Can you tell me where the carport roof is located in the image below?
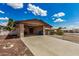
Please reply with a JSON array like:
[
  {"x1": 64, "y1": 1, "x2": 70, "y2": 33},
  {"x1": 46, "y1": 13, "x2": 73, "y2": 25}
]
[{"x1": 15, "y1": 19, "x2": 53, "y2": 27}]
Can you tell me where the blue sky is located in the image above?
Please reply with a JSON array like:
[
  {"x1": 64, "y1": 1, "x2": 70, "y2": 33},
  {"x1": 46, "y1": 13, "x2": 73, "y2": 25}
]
[{"x1": 0, "y1": 3, "x2": 79, "y2": 28}]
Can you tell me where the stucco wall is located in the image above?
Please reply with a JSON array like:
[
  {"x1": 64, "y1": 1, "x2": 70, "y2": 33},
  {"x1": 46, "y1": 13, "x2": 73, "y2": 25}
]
[{"x1": 33, "y1": 26, "x2": 43, "y2": 35}]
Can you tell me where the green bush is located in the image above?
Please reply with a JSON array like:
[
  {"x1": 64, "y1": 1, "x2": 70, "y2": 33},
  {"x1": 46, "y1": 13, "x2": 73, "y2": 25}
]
[
  {"x1": 56, "y1": 30, "x2": 64, "y2": 35},
  {"x1": 56, "y1": 27, "x2": 64, "y2": 35},
  {"x1": 5, "y1": 27, "x2": 15, "y2": 31},
  {"x1": 50, "y1": 30, "x2": 55, "y2": 35}
]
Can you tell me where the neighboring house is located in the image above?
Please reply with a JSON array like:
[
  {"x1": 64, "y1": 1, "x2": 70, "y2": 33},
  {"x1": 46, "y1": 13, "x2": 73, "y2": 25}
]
[
  {"x1": 15, "y1": 19, "x2": 53, "y2": 36},
  {"x1": 62, "y1": 28, "x2": 79, "y2": 33}
]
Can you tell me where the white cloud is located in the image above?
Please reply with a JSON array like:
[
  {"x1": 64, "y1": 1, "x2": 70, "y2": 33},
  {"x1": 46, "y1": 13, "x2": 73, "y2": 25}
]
[
  {"x1": 53, "y1": 14, "x2": 58, "y2": 17},
  {"x1": 0, "y1": 22, "x2": 8, "y2": 26},
  {"x1": 7, "y1": 3, "x2": 23, "y2": 9},
  {"x1": 27, "y1": 4, "x2": 47, "y2": 16},
  {"x1": 0, "y1": 17, "x2": 9, "y2": 26},
  {"x1": 53, "y1": 12, "x2": 65, "y2": 17},
  {"x1": 52, "y1": 18, "x2": 55, "y2": 20},
  {"x1": 52, "y1": 12, "x2": 65, "y2": 22},
  {"x1": 54, "y1": 18, "x2": 64, "y2": 22},
  {"x1": 0, "y1": 17, "x2": 9, "y2": 20},
  {"x1": 0, "y1": 10, "x2": 5, "y2": 14}
]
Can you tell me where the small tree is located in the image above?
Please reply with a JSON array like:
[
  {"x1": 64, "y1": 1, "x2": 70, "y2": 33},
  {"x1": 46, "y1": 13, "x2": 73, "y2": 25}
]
[
  {"x1": 7, "y1": 18, "x2": 15, "y2": 31},
  {"x1": 7, "y1": 18, "x2": 15, "y2": 27}
]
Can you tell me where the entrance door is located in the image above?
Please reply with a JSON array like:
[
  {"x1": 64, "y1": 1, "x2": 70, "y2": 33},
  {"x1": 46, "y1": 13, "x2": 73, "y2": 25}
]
[{"x1": 29, "y1": 27, "x2": 34, "y2": 34}]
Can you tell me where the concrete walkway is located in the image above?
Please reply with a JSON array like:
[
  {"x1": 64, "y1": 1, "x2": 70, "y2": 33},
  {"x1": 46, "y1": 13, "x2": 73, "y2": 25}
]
[{"x1": 21, "y1": 35, "x2": 79, "y2": 56}]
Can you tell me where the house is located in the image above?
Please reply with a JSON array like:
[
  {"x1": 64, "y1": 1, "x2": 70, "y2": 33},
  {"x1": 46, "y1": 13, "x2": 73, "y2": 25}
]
[
  {"x1": 62, "y1": 28, "x2": 79, "y2": 33},
  {"x1": 15, "y1": 19, "x2": 53, "y2": 37}
]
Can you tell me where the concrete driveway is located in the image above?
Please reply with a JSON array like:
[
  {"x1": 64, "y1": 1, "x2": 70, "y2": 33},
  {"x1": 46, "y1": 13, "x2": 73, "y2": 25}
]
[{"x1": 21, "y1": 35, "x2": 79, "y2": 56}]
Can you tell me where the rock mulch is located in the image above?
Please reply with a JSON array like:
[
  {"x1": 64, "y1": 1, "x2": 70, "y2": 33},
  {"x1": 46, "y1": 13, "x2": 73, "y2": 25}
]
[{"x1": 0, "y1": 39, "x2": 33, "y2": 56}]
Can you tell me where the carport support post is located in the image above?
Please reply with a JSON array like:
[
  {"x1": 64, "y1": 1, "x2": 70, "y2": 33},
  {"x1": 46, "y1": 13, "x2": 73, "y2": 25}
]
[
  {"x1": 19, "y1": 24, "x2": 24, "y2": 39},
  {"x1": 48, "y1": 31, "x2": 50, "y2": 35},
  {"x1": 43, "y1": 26, "x2": 45, "y2": 35}
]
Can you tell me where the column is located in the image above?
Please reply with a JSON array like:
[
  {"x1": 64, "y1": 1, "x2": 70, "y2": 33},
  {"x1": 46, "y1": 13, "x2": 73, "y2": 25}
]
[
  {"x1": 19, "y1": 24, "x2": 24, "y2": 39},
  {"x1": 43, "y1": 26, "x2": 45, "y2": 35},
  {"x1": 48, "y1": 31, "x2": 50, "y2": 35}
]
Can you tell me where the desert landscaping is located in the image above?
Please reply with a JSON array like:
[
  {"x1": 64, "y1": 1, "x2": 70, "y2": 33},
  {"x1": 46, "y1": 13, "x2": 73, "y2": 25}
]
[
  {"x1": 0, "y1": 37, "x2": 33, "y2": 56},
  {"x1": 51, "y1": 33, "x2": 79, "y2": 44}
]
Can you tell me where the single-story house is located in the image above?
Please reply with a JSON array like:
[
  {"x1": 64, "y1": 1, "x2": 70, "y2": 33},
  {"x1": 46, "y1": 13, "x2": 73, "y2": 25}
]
[
  {"x1": 62, "y1": 28, "x2": 79, "y2": 33},
  {"x1": 15, "y1": 19, "x2": 53, "y2": 37}
]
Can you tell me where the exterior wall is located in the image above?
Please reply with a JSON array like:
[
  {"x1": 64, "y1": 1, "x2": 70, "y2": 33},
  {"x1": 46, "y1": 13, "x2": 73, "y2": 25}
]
[
  {"x1": 45, "y1": 30, "x2": 48, "y2": 35},
  {"x1": 24, "y1": 26, "x2": 43, "y2": 35},
  {"x1": 24, "y1": 25, "x2": 29, "y2": 35},
  {"x1": 33, "y1": 26, "x2": 43, "y2": 35}
]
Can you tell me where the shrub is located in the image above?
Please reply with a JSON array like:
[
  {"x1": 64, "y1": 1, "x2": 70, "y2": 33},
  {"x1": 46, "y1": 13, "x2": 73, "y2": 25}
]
[
  {"x1": 56, "y1": 27, "x2": 64, "y2": 35},
  {"x1": 5, "y1": 27, "x2": 15, "y2": 31},
  {"x1": 50, "y1": 30, "x2": 55, "y2": 35},
  {"x1": 56, "y1": 30, "x2": 64, "y2": 35}
]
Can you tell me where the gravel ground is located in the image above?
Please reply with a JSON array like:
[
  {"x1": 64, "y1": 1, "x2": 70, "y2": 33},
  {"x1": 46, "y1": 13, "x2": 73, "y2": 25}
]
[
  {"x1": 50, "y1": 33, "x2": 79, "y2": 44},
  {"x1": 0, "y1": 39, "x2": 33, "y2": 56}
]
